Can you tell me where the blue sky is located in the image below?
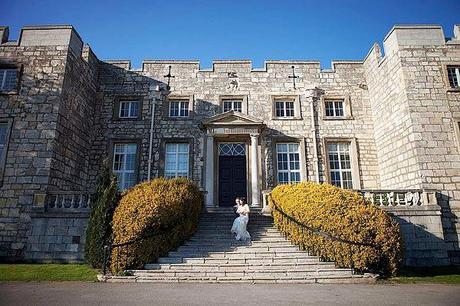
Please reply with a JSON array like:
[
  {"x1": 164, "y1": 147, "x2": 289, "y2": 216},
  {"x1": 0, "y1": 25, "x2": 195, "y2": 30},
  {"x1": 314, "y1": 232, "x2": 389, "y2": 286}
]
[{"x1": 1, "y1": 0, "x2": 459, "y2": 69}]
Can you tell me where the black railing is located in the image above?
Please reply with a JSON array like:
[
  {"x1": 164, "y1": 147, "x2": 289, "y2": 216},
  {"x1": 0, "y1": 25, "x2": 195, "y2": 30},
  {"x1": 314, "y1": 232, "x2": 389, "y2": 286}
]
[
  {"x1": 270, "y1": 200, "x2": 379, "y2": 274},
  {"x1": 102, "y1": 233, "x2": 158, "y2": 276}
]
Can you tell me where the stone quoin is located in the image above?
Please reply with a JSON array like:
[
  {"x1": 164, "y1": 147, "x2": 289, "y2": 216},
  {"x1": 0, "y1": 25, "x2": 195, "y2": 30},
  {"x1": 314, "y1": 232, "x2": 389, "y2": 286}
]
[{"x1": 0, "y1": 24, "x2": 459, "y2": 266}]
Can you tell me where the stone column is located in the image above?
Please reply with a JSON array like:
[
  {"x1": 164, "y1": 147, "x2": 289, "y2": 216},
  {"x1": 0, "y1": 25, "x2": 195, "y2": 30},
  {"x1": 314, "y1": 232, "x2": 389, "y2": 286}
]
[
  {"x1": 250, "y1": 133, "x2": 260, "y2": 207},
  {"x1": 205, "y1": 134, "x2": 214, "y2": 207}
]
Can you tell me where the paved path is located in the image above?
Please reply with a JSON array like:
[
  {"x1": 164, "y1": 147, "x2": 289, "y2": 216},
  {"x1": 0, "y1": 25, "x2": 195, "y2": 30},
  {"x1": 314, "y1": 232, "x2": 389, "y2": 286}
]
[{"x1": 1, "y1": 282, "x2": 459, "y2": 306}]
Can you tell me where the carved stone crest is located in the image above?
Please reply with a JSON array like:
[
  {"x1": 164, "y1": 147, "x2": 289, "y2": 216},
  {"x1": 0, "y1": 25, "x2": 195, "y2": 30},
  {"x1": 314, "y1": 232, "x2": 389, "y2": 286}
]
[{"x1": 226, "y1": 72, "x2": 239, "y2": 91}]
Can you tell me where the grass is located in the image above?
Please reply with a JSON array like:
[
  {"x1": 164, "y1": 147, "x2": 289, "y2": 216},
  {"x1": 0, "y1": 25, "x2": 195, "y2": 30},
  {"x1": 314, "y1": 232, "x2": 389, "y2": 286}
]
[
  {"x1": 0, "y1": 264, "x2": 99, "y2": 282},
  {"x1": 386, "y1": 266, "x2": 460, "y2": 284}
]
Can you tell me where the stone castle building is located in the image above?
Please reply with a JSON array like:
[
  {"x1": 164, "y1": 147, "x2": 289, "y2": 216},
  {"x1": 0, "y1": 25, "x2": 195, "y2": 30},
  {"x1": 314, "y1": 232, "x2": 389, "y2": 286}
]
[{"x1": 0, "y1": 24, "x2": 459, "y2": 266}]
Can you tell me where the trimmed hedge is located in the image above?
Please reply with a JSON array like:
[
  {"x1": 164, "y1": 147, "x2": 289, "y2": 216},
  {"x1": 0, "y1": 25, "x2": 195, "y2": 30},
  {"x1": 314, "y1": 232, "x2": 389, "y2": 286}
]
[
  {"x1": 110, "y1": 178, "x2": 202, "y2": 274},
  {"x1": 269, "y1": 182, "x2": 402, "y2": 276},
  {"x1": 85, "y1": 159, "x2": 120, "y2": 268}
]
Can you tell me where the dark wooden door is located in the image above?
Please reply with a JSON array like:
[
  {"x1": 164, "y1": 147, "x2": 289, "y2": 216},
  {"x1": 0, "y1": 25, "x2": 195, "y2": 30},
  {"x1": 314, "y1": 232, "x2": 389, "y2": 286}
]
[{"x1": 218, "y1": 155, "x2": 247, "y2": 207}]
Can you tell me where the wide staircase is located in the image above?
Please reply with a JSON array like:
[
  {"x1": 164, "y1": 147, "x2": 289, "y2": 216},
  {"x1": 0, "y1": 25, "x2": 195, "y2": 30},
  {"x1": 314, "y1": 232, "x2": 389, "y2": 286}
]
[{"x1": 107, "y1": 212, "x2": 377, "y2": 283}]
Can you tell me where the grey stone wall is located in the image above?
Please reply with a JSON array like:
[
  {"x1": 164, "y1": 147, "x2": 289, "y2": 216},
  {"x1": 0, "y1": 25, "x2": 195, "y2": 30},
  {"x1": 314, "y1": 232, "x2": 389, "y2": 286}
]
[
  {"x1": 0, "y1": 26, "x2": 98, "y2": 262},
  {"x1": 0, "y1": 23, "x2": 459, "y2": 266},
  {"x1": 364, "y1": 25, "x2": 460, "y2": 264}
]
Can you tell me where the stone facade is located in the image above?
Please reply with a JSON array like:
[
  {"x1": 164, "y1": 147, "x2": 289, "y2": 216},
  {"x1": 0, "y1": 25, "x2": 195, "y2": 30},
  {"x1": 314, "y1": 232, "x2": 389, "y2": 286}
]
[{"x1": 0, "y1": 24, "x2": 459, "y2": 265}]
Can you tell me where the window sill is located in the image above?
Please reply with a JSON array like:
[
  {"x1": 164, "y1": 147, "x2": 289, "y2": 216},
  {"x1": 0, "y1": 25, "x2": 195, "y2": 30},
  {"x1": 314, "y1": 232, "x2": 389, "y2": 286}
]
[
  {"x1": 271, "y1": 117, "x2": 303, "y2": 121},
  {"x1": 167, "y1": 116, "x2": 194, "y2": 120},
  {"x1": 447, "y1": 88, "x2": 460, "y2": 93},
  {"x1": 0, "y1": 90, "x2": 19, "y2": 95},
  {"x1": 112, "y1": 117, "x2": 143, "y2": 121},
  {"x1": 322, "y1": 116, "x2": 354, "y2": 121}
]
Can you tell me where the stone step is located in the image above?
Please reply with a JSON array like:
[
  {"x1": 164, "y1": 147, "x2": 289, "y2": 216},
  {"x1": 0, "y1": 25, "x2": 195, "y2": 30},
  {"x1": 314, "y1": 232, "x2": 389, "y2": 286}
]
[
  {"x1": 176, "y1": 245, "x2": 300, "y2": 253},
  {"x1": 144, "y1": 261, "x2": 336, "y2": 270},
  {"x1": 184, "y1": 238, "x2": 293, "y2": 244},
  {"x1": 167, "y1": 250, "x2": 310, "y2": 258},
  {"x1": 195, "y1": 228, "x2": 280, "y2": 233},
  {"x1": 157, "y1": 256, "x2": 322, "y2": 265},
  {"x1": 106, "y1": 274, "x2": 376, "y2": 284},
  {"x1": 132, "y1": 269, "x2": 354, "y2": 278},
  {"x1": 188, "y1": 237, "x2": 287, "y2": 243}
]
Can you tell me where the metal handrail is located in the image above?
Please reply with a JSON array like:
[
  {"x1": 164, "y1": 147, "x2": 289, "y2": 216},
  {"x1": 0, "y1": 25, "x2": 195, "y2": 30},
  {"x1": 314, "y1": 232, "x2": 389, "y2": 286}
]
[
  {"x1": 102, "y1": 231, "x2": 162, "y2": 276},
  {"x1": 270, "y1": 200, "x2": 379, "y2": 273}
]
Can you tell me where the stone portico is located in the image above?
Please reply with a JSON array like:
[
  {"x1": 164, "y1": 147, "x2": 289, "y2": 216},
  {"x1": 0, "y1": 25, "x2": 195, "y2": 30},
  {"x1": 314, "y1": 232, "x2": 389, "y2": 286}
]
[{"x1": 202, "y1": 111, "x2": 265, "y2": 209}]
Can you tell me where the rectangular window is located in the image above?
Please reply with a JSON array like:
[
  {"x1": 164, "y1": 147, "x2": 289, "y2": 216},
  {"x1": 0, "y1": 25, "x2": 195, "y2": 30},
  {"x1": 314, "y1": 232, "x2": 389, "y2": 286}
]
[
  {"x1": 447, "y1": 66, "x2": 460, "y2": 88},
  {"x1": 112, "y1": 143, "x2": 137, "y2": 190},
  {"x1": 276, "y1": 143, "x2": 301, "y2": 184},
  {"x1": 223, "y1": 100, "x2": 243, "y2": 113},
  {"x1": 0, "y1": 69, "x2": 18, "y2": 92},
  {"x1": 325, "y1": 100, "x2": 345, "y2": 117},
  {"x1": 0, "y1": 122, "x2": 8, "y2": 163},
  {"x1": 169, "y1": 100, "x2": 189, "y2": 117},
  {"x1": 327, "y1": 142, "x2": 353, "y2": 189},
  {"x1": 275, "y1": 101, "x2": 295, "y2": 118},
  {"x1": 119, "y1": 100, "x2": 140, "y2": 118},
  {"x1": 165, "y1": 143, "x2": 189, "y2": 178},
  {"x1": 0, "y1": 121, "x2": 11, "y2": 185}
]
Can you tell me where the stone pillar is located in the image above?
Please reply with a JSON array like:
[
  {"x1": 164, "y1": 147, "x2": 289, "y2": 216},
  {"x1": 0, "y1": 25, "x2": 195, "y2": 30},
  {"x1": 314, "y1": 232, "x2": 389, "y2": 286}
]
[
  {"x1": 250, "y1": 134, "x2": 260, "y2": 207},
  {"x1": 205, "y1": 134, "x2": 214, "y2": 207}
]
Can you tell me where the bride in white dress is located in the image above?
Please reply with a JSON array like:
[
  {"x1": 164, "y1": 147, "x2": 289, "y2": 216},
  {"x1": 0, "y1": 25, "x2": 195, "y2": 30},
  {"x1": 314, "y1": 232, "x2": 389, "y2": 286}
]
[{"x1": 231, "y1": 197, "x2": 251, "y2": 241}]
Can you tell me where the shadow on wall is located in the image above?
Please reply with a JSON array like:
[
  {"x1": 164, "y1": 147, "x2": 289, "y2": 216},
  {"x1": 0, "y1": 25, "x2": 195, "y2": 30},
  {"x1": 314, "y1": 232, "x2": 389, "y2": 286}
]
[
  {"x1": 438, "y1": 193, "x2": 460, "y2": 265},
  {"x1": 392, "y1": 215, "x2": 450, "y2": 266}
]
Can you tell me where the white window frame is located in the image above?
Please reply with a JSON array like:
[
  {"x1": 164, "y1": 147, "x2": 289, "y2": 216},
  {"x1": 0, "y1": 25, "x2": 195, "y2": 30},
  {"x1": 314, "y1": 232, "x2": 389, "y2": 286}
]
[
  {"x1": 165, "y1": 143, "x2": 190, "y2": 178},
  {"x1": 327, "y1": 142, "x2": 353, "y2": 189},
  {"x1": 324, "y1": 99, "x2": 345, "y2": 117},
  {"x1": 222, "y1": 100, "x2": 243, "y2": 113},
  {"x1": 276, "y1": 143, "x2": 301, "y2": 184},
  {"x1": 447, "y1": 66, "x2": 460, "y2": 89},
  {"x1": 275, "y1": 100, "x2": 295, "y2": 118},
  {"x1": 0, "y1": 68, "x2": 18, "y2": 92},
  {"x1": 112, "y1": 143, "x2": 138, "y2": 190},
  {"x1": 119, "y1": 100, "x2": 140, "y2": 118},
  {"x1": 169, "y1": 100, "x2": 189, "y2": 118}
]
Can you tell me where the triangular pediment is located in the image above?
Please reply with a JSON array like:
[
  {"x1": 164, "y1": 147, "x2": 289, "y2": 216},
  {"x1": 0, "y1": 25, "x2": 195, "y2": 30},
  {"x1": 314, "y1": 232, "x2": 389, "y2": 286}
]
[{"x1": 202, "y1": 111, "x2": 264, "y2": 127}]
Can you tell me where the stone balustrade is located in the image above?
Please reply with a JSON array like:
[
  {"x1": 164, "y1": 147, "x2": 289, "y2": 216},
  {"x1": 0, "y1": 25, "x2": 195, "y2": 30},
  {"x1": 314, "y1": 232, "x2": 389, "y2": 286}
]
[
  {"x1": 45, "y1": 192, "x2": 91, "y2": 212},
  {"x1": 360, "y1": 189, "x2": 438, "y2": 208}
]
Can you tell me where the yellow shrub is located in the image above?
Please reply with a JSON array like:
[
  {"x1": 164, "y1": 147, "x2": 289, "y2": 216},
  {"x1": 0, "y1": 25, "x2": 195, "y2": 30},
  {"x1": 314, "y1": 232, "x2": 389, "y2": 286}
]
[
  {"x1": 269, "y1": 182, "x2": 402, "y2": 276},
  {"x1": 110, "y1": 178, "x2": 202, "y2": 274}
]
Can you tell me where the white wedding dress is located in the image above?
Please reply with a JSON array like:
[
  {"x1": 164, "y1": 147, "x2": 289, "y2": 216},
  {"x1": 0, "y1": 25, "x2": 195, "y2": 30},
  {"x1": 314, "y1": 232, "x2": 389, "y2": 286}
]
[{"x1": 231, "y1": 204, "x2": 251, "y2": 241}]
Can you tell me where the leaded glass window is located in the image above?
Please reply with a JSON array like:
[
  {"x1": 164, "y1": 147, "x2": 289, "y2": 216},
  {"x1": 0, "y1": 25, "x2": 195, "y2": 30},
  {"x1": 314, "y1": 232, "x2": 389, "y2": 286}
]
[
  {"x1": 165, "y1": 143, "x2": 189, "y2": 178},
  {"x1": 218, "y1": 143, "x2": 246, "y2": 156},
  {"x1": 276, "y1": 143, "x2": 300, "y2": 184},
  {"x1": 112, "y1": 143, "x2": 137, "y2": 190},
  {"x1": 327, "y1": 142, "x2": 353, "y2": 189}
]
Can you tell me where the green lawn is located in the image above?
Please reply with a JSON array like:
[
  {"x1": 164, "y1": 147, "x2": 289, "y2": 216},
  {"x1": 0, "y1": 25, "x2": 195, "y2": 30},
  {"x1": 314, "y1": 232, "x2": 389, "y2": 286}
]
[
  {"x1": 387, "y1": 266, "x2": 460, "y2": 284},
  {"x1": 0, "y1": 264, "x2": 99, "y2": 282}
]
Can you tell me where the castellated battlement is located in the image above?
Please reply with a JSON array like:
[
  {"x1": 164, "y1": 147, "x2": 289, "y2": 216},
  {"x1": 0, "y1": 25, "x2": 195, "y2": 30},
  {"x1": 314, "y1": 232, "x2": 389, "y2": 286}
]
[{"x1": 0, "y1": 25, "x2": 84, "y2": 56}]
